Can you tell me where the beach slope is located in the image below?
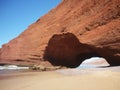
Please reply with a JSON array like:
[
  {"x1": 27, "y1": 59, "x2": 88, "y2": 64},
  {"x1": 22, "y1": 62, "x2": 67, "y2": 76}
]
[{"x1": 0, "y1": 68, "x2": 120, "y2": 90}]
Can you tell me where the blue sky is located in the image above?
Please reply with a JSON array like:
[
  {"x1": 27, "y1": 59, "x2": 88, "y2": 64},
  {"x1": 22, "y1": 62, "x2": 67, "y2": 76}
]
[{"x1": 0, "y1": 0, "x2": 61, "y2": 48}]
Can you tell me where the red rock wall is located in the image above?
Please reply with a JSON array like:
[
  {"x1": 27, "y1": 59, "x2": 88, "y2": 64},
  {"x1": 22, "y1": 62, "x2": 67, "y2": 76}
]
[{"x1": 0, "y1": 0, "x2": 120, "y2": 67}]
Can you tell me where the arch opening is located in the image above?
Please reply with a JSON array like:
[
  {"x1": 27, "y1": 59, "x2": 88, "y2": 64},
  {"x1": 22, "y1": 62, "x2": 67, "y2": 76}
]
[{"x1": 77, "y1": 57, "x2": 110, "y2": 68}]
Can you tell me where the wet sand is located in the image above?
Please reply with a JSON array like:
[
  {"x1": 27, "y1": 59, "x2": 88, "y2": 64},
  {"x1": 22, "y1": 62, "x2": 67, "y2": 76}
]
[{"x1": 0, "y1": 67, "x2": 120, "y2": 90}]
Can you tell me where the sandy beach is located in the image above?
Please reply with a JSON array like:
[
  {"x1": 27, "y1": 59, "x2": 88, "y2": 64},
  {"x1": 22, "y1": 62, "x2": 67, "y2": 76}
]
[{"x1": 0, "y1": 67, "x2": 120, "y2": 90}]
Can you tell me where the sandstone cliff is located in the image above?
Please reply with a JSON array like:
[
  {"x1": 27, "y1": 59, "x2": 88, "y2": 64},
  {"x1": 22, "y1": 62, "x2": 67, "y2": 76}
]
[{"x1": 0, "y1": 0, "x2": 120, "y2": 67}]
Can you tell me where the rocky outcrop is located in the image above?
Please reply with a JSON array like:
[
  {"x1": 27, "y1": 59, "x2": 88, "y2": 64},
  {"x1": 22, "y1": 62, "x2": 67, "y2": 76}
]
[
  {"x1": 0, "y1": 0, "x2": 120, "y2": 67},
  {"x1": 44, "y1": 33, "x2": 100, "y2": 68}
]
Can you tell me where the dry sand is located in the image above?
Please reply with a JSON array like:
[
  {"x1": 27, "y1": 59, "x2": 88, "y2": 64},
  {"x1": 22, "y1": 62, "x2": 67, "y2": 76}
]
[{"x1": 0, "y1": 67, "x2": 120, "y2": 90}]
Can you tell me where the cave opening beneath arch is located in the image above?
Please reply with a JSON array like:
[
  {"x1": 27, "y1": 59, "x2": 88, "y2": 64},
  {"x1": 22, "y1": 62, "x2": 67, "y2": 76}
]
[{"x1": 44, "y1": 33, "x2": 119, "y2": 68}]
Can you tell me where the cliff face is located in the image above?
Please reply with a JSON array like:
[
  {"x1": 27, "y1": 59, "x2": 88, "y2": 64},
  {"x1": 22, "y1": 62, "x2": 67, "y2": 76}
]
[{"x1": 0, "y1": 0, "x2": 120, "y2": 67}]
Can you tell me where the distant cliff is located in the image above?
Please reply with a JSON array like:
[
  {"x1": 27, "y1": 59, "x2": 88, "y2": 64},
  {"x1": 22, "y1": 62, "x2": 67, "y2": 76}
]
[{"x1": 0, "y1": 0, "x2": 120, "y2": 67}]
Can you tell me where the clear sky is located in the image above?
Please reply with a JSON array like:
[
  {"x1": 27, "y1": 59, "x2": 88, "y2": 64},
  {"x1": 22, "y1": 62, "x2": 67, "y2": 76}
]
[{"x1": 0, "y1": 0, "x2": 61, "y2": 48}]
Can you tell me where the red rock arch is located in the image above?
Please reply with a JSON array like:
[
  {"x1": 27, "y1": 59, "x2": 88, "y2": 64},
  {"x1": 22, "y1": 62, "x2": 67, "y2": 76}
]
[
  {"x1": 44, "y1": 33, "x2": 99, "y2": 67},
  {"x1": 44, "y1": 33, "x2": 120, "y2": 68}
]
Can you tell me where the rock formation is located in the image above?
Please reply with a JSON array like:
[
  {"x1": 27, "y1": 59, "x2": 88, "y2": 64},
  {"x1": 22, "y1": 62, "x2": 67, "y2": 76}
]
[
  {"x1": 0, "y1": 0, "x2": 120, "y2": 67},
  {"x1": 44, "y1": 33, "x2": 100, "y2": 67}
]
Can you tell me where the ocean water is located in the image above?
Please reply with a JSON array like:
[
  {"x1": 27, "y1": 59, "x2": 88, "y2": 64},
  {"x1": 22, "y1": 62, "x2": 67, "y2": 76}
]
[
  {"x1": 0, "y1": 65, "x2": 29, "y2": 70},
  {"x1": 0, "y1": 65, "x2": 29, "y2": 74},
  {"x1": 77, "y1": 64, "x2": 100, "y2": 68}
]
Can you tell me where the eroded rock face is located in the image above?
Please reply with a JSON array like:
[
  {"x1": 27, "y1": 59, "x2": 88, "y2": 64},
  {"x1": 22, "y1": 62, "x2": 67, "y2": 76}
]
[
  {"x1": 44, "y1": 33, "x2": 97, "y2": 67},
  {"x1": 0, "y1": 0, "x2": 120, "y2": 67}
]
